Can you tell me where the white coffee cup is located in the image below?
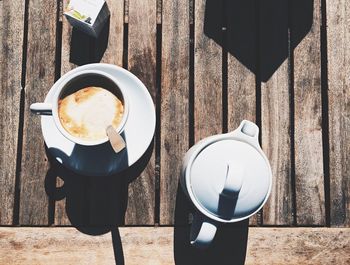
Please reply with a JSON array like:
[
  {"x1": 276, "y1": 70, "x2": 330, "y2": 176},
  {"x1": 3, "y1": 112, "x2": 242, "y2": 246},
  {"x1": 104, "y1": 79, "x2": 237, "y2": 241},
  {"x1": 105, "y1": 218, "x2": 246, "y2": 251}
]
[
  {"x1": 181, "y1": 120, "x2": 272, "y2": 248},
  {"x1": 30, "y1": 69, "x2": 129, "y2": 147}
]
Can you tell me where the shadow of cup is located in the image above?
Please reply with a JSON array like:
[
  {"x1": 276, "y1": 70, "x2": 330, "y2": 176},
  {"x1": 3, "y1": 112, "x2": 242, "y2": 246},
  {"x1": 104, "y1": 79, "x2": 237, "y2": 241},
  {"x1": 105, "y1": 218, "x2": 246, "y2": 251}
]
[
  {"x1": 174, "y1": 183, "x2": 249, "y2": 265},
  {"x1": 44, "y1": 147, "x2": 127, "y2": 233},
  {"x1": 43, "y1": 140, "x2": 153, "y2": 265},
  {"x1": 44, "y1": 140, "x2": 154, "y2": 233}
]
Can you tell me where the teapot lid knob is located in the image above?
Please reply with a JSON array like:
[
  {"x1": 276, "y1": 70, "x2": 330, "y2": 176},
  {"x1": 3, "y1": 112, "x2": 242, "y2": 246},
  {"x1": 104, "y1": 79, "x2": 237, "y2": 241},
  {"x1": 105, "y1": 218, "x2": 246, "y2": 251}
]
[{"x1": 221, "y1": 163, "x2": 244, "y2": 198}]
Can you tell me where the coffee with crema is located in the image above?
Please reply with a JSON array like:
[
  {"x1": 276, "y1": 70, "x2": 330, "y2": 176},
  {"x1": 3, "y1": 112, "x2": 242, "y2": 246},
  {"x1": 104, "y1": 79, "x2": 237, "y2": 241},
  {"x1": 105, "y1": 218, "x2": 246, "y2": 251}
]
[{"x1": 58, "y1": 86, "x2": 124, "y2": 141}]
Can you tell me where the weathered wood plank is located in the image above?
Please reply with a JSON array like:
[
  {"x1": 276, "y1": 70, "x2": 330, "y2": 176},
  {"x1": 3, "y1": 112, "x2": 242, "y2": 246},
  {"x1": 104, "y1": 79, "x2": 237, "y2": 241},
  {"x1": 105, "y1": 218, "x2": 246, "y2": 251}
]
[
  {"x1": 260, "y1": 0, "x2": 293, "y2": 225},
  {"x1": 327, "y1": 0, "x2": 350, "y2": 227},
  {"x1": 60, "y1": 0, "x2": 75, "y2": 75},
  {"x1": 0, "y1": 227, "x2": 349, "y2": 265},
  {"x1": 227, "y1": 5, "x2": 256, "y2": 132},
  {"x1": 247, "y1": 228, "x2": 350, "y2": 265},
  {"x1": 261, "y1": 59, "x2": 292, "y2": 225},
  {"x1": 157, "y1": 0, "x2": 162, "y2": 24},
  {"x1": 226, "y1": 0, "x2": 258, "y2": 226},
  {"x1": 55, "y1": 0, "x2": 124, "y2": 226},
  {"x1": 102, "y1": 0, "x2": 124, "y2": 67},
  {"x1": 124, "y1": 0, "x2": 129, "y2": 23},
  {"x1": 19, "y1": 0, "x2": 57, "y2": 225},
  {"x1": 194, "y1": 0, "x2": 222, "y2": 141},
  {"x1": 160, "y1": 0, "x2": 190, "y2": 224},
  {"x1": 292, "y1": 0, "x2": 325, "y2": 225},
  {"x1": 0, "y1": 0, "x2": 25, "y2": 225},
  {"x1": 126, "y1": 0, "x2": 156, "y2": 225}
]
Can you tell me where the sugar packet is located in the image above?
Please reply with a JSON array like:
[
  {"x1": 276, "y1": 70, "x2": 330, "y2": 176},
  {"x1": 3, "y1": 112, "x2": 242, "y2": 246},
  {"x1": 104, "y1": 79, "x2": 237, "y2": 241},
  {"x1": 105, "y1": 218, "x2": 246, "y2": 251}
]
[{"x1": 64, "y1": 0, "x2": 110, "y2": 37}]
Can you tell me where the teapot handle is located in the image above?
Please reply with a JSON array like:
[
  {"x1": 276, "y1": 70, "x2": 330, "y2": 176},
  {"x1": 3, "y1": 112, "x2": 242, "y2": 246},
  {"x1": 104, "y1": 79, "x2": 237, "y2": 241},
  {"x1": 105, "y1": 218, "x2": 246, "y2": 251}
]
[
  {"x1": 190, "y1": 212, "x2": 217, "y2": 248},
  {"x1": 229, "y1": 120, "x2": 260, "y2": 148}
]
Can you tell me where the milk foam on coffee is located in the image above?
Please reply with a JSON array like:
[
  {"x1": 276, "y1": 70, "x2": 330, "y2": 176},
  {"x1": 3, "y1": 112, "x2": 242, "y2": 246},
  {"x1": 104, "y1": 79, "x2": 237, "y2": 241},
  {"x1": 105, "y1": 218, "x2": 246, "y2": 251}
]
[{"x1": 58, "y1": 87, "x2": 124, "y2": 141}]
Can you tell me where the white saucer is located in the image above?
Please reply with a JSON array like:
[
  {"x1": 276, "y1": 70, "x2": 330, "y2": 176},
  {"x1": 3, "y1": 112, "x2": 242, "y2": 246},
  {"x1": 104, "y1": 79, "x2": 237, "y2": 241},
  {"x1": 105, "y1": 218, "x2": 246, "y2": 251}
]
[{"x1": 41, "y1": 64, "x2": 156, "y2": 176}]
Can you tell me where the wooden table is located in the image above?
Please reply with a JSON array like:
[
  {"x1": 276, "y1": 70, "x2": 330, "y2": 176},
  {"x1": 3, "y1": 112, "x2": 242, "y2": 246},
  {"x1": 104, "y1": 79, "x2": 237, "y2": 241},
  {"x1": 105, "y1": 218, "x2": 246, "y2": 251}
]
[{"x1": 0, "y1": 0, "x2": 349, "y2": 264}]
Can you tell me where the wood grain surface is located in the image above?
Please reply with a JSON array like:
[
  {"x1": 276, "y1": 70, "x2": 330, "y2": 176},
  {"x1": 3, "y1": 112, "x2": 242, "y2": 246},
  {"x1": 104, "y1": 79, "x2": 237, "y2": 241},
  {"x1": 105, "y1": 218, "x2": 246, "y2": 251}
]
[
  {"x1": 160, "y1": 0, "x2": 190, "y2": 225},
  {"x1": 19, "y1": 0, "x2": 58, "y2": 225},
  {"x1": 0, "y1": 227, "x2": 349, "y2": 265},
  {"x1": 194, "y1": 0, "x2": 223, "y2": 141},
  {"x1": 60, "y1": 0, "x2": 75, "y2": 75},
  {"x1": 226, "y1": 0, "x2": 258, "y2": 225},
  {"x1": 260, "y1": 0, "x2": 293, "y2": 225},
  {"x1": 102, "y1": 0, "x2": 124, "y2": 67},
  {"x1": 124, "y1": 0, "x2": 129, "y2": 23},
  {"x1": 261, "y1": 59, "x2": 292, "y2": 225},
  {"x1": 0, "y1": 0, "x2": 348, "y2": 229},
  {"x1": 227, "y1": 56, "x2": 256, "y2": 132},
  {"x1": 126, "y1": 0, "x2": 156, "y2": 225},
  {"x1": 0, "y1": 0, "x2": 25, "y2": 225},
  {"x1": 226, "y1": 2, "x2": 256, "y2": 131},
  {"x1": 292, "y1": 0, "x2": 325, "y2": 225},
  {"x1": 327, "y1": 0, "x2": 350, "y2": 227},
  {"x1": 156, "y1": 0, "x2": 162, "y2": 24}
]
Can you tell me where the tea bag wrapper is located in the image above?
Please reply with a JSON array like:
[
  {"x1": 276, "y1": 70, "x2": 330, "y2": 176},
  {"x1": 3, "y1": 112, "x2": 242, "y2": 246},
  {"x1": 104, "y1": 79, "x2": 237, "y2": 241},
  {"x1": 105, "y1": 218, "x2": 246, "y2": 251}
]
[{"x1": 64, "y1": 0, "x2": 110, "y2": 38}]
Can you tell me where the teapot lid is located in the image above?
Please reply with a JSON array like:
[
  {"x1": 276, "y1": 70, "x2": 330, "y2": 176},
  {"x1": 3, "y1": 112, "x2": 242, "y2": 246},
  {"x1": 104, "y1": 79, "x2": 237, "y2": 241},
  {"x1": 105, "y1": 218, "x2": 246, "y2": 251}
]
[{"x1": 187, "y1": 121, "x2": 271, "y2": 221}]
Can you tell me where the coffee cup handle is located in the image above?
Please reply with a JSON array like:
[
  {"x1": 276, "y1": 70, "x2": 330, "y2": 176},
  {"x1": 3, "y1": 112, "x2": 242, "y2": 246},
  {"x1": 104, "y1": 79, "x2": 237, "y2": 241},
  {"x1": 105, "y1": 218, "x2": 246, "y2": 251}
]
[
  {"x1": 190, "y1": 213, "x2": 217, "y2": 248},
  {"x1": 30, "y1": 103, "x2": 53, "y2": 115}
]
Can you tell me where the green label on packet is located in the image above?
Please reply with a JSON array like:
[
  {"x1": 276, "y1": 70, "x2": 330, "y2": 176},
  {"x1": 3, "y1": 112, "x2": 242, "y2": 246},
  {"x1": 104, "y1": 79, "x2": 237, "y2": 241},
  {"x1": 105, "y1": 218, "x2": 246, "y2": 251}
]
[{"x1": 72, "y1": 10, "x2": 86, "y2": 20}]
